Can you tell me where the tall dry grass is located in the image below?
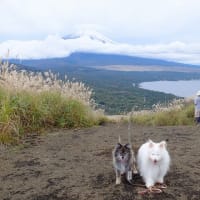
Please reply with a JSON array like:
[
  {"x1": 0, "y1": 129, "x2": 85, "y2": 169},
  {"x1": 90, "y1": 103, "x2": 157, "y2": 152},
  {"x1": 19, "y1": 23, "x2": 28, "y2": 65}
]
[
  {"x1": 0, "y1": 60, "x2": 105, "y2": 144},
  {"x1": 0, "y1": 60, "x2": 94, "y2": 106},
  {"x1": 131, "y1": 99, "x2": 195, "y2": 126}
]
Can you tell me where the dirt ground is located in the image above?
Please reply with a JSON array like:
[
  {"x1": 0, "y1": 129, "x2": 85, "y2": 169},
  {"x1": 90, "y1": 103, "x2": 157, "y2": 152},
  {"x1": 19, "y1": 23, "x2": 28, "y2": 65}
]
[{"x1": 0, "y1": 123, "x2": 199, "y2": 200}]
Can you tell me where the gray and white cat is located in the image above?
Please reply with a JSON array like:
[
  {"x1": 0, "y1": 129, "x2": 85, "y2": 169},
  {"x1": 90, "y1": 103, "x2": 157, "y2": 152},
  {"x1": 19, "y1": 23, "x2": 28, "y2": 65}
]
[{"x1": 112, "y1": 139, "x2": 137, "y2": 185}]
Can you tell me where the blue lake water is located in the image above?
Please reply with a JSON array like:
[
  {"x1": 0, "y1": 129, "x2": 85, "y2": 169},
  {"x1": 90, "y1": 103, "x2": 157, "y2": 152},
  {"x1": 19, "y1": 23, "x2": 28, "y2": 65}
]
[{"x1": 140, "y1": 80, "x2": 200, "y2": 97}]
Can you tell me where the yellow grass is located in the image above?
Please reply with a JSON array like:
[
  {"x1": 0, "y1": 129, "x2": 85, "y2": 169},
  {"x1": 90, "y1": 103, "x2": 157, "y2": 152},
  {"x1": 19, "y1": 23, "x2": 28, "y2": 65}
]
[
  {"x1": 0, "y1": 60, "x2": 106, "y2": 144},
  {"x1": 107, "y1": 99, "x2": 195, "y2": 126},
  {"x1": 131, "y1": 99, "x2": 195, "y2": 126}
]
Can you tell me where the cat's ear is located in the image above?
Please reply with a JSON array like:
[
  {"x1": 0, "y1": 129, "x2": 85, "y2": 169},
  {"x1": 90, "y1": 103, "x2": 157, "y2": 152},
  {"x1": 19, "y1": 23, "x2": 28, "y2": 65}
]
[
  {"x1": 148, "y1": 139, "x2": 154, "y2": 148},
  {"x1": 148, "y1": 139, "x2": 153, "y2": 143},
  {"x1": 159, "y1": 141, "x2": 167, "y2": 148},
  {"x1": 125, "y1": 143, "x2": 131, "y2": 149},
  {"x1": 116, "y1": 143, "x2": 122, "y2": 148}
]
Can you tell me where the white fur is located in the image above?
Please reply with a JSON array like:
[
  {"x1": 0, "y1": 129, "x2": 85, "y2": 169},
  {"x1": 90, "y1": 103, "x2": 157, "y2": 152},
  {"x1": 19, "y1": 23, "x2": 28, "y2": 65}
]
[{"x1": 137, "y1": 139, "x2": 170, "y2": 188}]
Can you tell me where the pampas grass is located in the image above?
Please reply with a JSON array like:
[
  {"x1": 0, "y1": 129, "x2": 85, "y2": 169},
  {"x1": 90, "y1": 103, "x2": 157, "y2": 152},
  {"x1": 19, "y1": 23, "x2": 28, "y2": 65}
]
[
  {"x1": 131, "y1": 99, "x2": 195, "y2": 126},
  {"x1": 0, "y1": 60, "x2": 105, "y2": 144}
]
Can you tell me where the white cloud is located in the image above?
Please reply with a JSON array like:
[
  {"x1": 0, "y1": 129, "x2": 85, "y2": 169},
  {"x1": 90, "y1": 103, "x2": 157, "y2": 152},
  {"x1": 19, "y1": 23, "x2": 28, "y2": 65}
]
[
  {"x1": 1, "y1": 31, "x2": 200, "y2": 65},
  {"x1": 1, "y1": 0, "x2": 200, "y2": 64},
  {"x1": 1, "y1": 0, "x2": 200, "y2": 44}
]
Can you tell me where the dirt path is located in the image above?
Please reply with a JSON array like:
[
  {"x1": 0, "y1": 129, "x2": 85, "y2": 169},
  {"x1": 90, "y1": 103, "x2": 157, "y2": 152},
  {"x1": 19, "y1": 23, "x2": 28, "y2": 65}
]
[{"x1": 0, "y1": 124, "x2": 200, "y2": 200}]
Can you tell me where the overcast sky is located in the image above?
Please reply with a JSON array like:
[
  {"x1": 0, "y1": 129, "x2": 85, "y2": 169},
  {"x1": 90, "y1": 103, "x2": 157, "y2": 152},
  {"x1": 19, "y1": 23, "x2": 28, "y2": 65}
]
[
  {"x1": 1, "y1": 0, "x2": 200, "y2": 64},
  {"x1": 1, "y1": 0, "x2": 200, "y2": 44}
]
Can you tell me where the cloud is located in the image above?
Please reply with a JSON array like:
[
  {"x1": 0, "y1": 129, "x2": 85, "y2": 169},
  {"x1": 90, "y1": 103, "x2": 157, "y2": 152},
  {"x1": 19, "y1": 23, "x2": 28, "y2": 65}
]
[
  {"x1": 1, "y1": 31, "x2": 200, "y2": 65},
  {"x1": 1, "y1": 0, "x2": 200, "y2": 63},
  {"x1": 1, "y1": 0, "x2": 200, "y2": 44}
]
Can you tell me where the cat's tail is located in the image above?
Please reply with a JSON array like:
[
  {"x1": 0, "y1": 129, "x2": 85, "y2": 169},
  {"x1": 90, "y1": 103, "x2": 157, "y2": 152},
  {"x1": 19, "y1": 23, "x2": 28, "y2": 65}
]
[{"x1": 128, "y1": 109, "x2": 134, "y2": 145}]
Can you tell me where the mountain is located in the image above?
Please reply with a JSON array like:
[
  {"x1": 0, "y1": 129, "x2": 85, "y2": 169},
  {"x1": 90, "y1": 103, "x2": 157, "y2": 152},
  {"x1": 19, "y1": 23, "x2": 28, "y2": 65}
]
[
  {"x1": 62, "y1": 30, "x2": 114, "y2": 44},
  {"x1": 1, "y1": 30, "x2": 200, "y2": 65},
  {"x1": 3, "y1": 31, "x2": 200, "y2": 114},
  {"x1": 10, "y1": 52, "x2": 200, "y2": 74},
  {"x1": 0, "y1": 30, "x2": 116, "y2": 60}
]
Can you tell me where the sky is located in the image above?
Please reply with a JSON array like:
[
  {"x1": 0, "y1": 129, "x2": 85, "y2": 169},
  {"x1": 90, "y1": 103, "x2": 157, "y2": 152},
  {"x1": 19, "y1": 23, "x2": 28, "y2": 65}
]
[{"x1": 1, "y1": 0, "x2": 200, "y2": 64}]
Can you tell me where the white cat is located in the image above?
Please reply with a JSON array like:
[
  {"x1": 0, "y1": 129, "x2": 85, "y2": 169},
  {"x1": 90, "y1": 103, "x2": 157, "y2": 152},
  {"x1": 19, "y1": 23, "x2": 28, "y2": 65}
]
[{"x1": 137, "y1": 139, "x2": 170, "y2": 189}]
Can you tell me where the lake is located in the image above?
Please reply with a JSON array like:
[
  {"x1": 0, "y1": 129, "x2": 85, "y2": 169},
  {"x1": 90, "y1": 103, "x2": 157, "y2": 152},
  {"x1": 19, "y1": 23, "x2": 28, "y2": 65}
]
[{"x1": 140, "y1": 80, "x2": 200, "y2": 97}]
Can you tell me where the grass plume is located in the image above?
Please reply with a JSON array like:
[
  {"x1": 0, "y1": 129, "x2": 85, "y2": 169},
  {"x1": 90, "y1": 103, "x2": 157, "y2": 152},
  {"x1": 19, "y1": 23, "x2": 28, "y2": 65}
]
[
  {"x1": 0, "y1": 60, "x2": 105, "y2": 144},
  {"x1": 131, "y1": 99, "x2": 195, "y2": 126}
]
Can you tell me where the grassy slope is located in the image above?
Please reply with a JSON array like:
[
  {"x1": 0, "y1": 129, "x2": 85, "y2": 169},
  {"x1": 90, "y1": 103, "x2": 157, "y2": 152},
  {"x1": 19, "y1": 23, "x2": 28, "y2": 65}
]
[
  {"x1": 0, "y1": 59, "x2": 197, "y2": 144},
  {"x1": 132, "y1": 102, "x2": 195, "y2": 126},
  {"x1": 0, "y1": 61, "x2": 106, "y2": 144},
  {"x1": 0, "y1": 88, "x2": 105, "y2": 144}
]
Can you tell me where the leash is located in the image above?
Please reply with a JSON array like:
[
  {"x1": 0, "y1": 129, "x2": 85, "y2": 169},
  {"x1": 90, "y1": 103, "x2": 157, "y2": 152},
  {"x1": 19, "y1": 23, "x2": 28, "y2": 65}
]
[
  {"x1": 138, "y1": 187, "x2": 162, "y2": 195},
  {"x1": 127, "y1": 179, "x2": 167, "y2": 195}
]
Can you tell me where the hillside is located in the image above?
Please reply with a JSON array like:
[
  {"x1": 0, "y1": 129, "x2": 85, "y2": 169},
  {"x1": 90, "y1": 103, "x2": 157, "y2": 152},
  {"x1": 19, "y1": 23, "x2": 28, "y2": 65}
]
[
  {"x1": 11, "y1": 52, "x2": 200, "y2": 69},
  {"x1": 10, "y1": 53, "x2": 200, "y2": 114}
]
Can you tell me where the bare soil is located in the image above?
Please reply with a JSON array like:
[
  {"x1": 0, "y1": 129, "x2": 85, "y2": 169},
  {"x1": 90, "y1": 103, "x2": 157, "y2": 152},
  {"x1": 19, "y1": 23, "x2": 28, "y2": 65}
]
[{"x1": 0, "y1": 123, "x2": 200, "y2": 200}]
